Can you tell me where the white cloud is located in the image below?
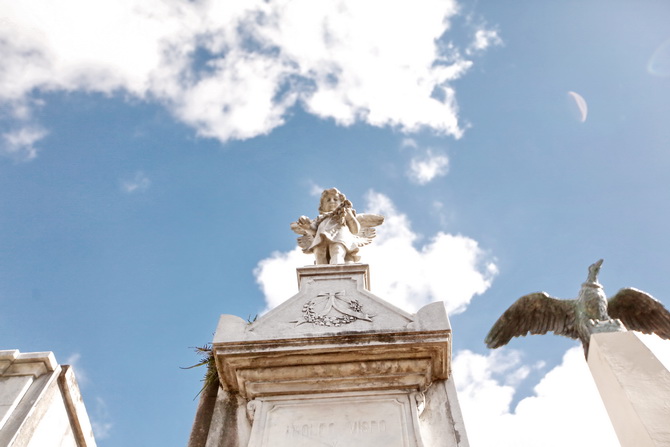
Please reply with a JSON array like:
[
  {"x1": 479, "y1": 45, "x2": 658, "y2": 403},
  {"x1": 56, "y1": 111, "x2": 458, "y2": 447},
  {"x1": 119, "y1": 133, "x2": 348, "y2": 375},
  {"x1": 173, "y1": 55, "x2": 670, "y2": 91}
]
[
  {"x1": 407, "y1": 149, "x2": 450, "y2": 184},
  {"x1": 65, "y1": 352, "x2": 88, "y2": 386},
  {"x1": 456, "y1": 338, "x2": 670, "y2": 447},
  {"x1": 431, "y1": 200, "x2": 451, "y2": 227},
  {"x1": 90, "y1": 397, "x2": 113, "y2": 440},
  {"x1": 309, "y1": 182, "x2": 325, "y2": 197},
  {"x1": 0, "y1": 0, "x2": 499, "y2": 154},
  {"x1": 63, "y1": 353, "x2": 112, "y2": 440},
  {"x1": 467, "y1": 28, "x2": 502, "y2": 54},
  {"x1": 120, "y1": 171, "x2": 151, "y2": 193},
  {"x1": 455, "y1": 346, "x2": 620, "y2": 447},
  {"x1": 255, "y1": 191, "x2": 496, "y2": 313},
  {"x1": 1, "y1": 125, "x2": 47, "y2": 161},
  {"x1": 401, "y1": 138, "x2": 419, "y2": 149},
  {"x1": 255, "y1": 246, "x2": 308, "y2": 311}
]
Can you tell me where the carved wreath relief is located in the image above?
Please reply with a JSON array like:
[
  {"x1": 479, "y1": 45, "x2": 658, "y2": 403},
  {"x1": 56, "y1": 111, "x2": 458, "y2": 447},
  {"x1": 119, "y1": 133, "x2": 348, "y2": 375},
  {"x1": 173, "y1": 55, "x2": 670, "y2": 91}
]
[{"x1": 292, "y1": 291, "x2": 373, "y2": 327}]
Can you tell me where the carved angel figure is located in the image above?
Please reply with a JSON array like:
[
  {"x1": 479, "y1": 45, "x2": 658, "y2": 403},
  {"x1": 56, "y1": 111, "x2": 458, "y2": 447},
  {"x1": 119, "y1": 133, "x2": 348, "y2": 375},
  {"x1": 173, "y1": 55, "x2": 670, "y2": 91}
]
[{"x1": 291, "y1": 188, "x2": 384, "y2": 265}]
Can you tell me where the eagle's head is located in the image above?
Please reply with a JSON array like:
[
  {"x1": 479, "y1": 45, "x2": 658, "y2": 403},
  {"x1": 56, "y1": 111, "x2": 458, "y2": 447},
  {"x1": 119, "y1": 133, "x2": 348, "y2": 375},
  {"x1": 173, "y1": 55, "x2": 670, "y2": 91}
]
[{"x1": 586, "y1": 259, "x2": 604, "y2": 284}]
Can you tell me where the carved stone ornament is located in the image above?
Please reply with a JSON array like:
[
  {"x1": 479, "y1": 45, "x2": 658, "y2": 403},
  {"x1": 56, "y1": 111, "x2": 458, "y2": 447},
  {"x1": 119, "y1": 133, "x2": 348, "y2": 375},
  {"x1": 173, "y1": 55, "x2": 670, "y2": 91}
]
[
  {"x1": 485, "y1": 259, "x2": 670, "y2": 357},
  {"x1": 291, "y1": 291, "x2": 373, "y2": 327},
  {"x1": 290, "y1": 188, "x2": 384, "y2": 265},
  {"x1": 412, "y1": 391, "x2": 426, "y2": 416},
  {"x1": 246, "y1": 399, "x2": 261, "y2": 423}
]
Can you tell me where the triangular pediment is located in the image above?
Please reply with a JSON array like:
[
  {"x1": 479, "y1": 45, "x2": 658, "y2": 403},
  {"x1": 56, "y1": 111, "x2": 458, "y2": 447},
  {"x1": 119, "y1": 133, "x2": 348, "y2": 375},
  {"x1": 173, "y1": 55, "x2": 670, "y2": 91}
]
[
  {"x1": 214, "y1": 264, "x2": 450, "y2": 344},
  {"x1": 211, "y1": 264, "x2": 453, "y2": 399},
  {"x1": 257, "y1": 264, "x2": 415, "y2": 337}
]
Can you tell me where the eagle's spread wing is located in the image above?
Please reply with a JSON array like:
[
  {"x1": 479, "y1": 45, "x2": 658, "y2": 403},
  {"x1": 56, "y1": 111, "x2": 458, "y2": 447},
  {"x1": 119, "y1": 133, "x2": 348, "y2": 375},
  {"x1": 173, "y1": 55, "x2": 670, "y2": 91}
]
[
  {"x1": 485, "y1": 293, "x2": 579, "y2": 348},
  {"x1": 354, "y1": 213, "x2": 384, "y2": 247},
  {"x1": 608, "y1": 288, "x2": 670, "y2": 339}
]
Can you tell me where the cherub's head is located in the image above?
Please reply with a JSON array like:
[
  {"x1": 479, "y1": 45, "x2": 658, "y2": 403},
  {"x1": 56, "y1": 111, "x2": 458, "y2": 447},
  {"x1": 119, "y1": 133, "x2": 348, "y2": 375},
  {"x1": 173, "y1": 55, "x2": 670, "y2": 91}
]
[{"x1": 319, "y1": 188, "x2": 346, "y2": 214}]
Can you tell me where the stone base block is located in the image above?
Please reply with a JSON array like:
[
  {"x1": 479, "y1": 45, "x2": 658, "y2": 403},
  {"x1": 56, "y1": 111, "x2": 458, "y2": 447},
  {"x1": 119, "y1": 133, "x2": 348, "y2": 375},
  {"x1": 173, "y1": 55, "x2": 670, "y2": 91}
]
[{"x1": 588, "y1": 332, "x2": 670, "y2": 447}]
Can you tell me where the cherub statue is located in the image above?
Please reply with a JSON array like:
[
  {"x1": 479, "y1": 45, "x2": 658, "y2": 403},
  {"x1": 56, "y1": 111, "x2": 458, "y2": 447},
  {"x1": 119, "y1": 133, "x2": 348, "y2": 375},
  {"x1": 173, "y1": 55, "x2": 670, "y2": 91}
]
[{"x1": 291, "y1": 188, "x2": 384, "y2": 265}]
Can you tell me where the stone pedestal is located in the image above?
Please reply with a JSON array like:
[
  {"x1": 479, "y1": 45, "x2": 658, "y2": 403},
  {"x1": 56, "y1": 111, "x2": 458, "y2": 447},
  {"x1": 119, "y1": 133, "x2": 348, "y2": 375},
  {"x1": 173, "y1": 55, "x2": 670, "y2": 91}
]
[
  {"x1": 587, "y1": 332, "x2": 670, "y2": 447},
  {"x1": 189, "y1": 264, "x2": 469, "y2": 447}
]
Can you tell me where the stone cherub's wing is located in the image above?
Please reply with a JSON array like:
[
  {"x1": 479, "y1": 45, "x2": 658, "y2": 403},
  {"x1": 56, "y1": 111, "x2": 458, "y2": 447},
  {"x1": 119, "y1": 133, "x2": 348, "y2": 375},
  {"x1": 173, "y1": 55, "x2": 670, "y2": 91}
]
[
  {"x1": 290, "y1": 221, "x2": 314, "y2": 252},
  {"x1": 485, "y1": 292, "x2": 579, "y2": 349},
  {"x1": 354, "y1": 213, "x2": 384, "y2": 247},
  {"x1": 608, "y1": 288, "x2": 670, "y2": 339},
  {"x1": 357, "y1": 213, "x2": 384, "y2": 227}
]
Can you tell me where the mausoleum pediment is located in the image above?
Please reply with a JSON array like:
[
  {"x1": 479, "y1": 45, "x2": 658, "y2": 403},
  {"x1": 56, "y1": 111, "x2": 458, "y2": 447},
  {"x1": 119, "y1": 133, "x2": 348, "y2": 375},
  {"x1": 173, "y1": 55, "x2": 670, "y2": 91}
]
[
  {"x1": 212, "y1": 264, "x2": 452, "y2": 400},
  {"x1": 215, "y1": 264, "x2": 447, "y2": 345}
]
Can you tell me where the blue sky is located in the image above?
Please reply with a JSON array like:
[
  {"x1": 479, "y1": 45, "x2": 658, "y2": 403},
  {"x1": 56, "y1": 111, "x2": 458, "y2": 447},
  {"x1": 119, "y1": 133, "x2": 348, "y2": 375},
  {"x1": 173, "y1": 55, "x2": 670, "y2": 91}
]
[{"x1": 2, "y1": 0, "x2": 670, "y2": 445}]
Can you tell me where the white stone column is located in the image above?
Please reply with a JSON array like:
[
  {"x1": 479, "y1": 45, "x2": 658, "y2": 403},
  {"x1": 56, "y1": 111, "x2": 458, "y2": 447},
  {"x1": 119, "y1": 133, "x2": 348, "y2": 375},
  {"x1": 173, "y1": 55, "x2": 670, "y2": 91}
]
[{"x1": 587, "y1": 331, "x2": 670, "y2": 447}]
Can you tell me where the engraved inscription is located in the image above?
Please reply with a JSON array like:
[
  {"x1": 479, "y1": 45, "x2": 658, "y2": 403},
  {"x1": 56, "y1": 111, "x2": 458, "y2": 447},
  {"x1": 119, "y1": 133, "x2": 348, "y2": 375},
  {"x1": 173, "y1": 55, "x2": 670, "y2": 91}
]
[
  {"x1": 350, "y1": 419, "x2": 387, "y2": 434},
  {"x1": 285, "y1": 422, "x2": 336, "y2": 439},
  {"x1": 282, "y1": 419, "x2": 389, "y2": 446},
  {"x1": 258, "y1": 394, "x2": 415, "y2": 447}
]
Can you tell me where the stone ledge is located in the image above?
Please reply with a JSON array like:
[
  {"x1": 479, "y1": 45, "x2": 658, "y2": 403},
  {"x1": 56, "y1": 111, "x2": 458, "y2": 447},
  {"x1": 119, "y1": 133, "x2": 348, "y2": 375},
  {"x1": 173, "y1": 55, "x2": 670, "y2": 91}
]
[
  {"x1": 0, "y1": 350, "x2": 57, "y2": 378},
  {"x1": 214, "y1": 331, "x2": 451, "y2": 399},
  {"x1": 296, "y1": 264, "x2": 371, "y2": 290}
]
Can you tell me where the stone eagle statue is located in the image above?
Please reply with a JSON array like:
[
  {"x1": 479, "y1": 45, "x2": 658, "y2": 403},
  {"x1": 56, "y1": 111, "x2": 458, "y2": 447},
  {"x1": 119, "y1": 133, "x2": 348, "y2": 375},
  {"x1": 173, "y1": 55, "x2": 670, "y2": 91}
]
[{"x1": 485, "y1": 259, "x2": 670, "y2": 357}]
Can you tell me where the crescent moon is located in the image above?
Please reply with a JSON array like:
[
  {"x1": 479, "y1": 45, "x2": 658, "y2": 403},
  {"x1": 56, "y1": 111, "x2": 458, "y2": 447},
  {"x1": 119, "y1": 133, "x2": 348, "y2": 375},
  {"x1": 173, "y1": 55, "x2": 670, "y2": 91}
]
[
  {"x1": 568, "y1": 91, "x2": 588, "y2": 123},
  {"x1": 648, "y1": 38, "x2": 670, "y2": 77}
]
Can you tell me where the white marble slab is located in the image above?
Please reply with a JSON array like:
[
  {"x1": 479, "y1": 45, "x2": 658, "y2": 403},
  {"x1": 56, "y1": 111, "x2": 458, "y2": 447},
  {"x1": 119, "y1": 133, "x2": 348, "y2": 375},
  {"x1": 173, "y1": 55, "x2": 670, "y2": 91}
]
[{"x1": 248, "y1": 392, "x2": 424, "y2": 447}]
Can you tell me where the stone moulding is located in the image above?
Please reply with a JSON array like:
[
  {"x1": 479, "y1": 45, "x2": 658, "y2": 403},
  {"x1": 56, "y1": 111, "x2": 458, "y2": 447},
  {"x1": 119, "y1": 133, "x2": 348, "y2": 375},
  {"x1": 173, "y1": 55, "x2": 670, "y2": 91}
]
[
  {"x1": 0, "y1": 350, "x2": 57, "y2": 378},
  {"x1": 295, "y1": 263, "x2": 371, "y2": 290},
  {"x1": 0, "y1": 350, "x2": 96, "y2": 447},
  {"x1": 213, "y1": 330, "x2": 451, "y2": 399}
]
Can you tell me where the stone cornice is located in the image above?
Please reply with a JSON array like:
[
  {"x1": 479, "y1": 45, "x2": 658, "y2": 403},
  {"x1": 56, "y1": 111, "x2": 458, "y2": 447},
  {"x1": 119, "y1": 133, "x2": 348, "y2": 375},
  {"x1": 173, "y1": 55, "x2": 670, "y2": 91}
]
[{"x1": 0, "y1": 350, "x2": 57, "y2": 378}]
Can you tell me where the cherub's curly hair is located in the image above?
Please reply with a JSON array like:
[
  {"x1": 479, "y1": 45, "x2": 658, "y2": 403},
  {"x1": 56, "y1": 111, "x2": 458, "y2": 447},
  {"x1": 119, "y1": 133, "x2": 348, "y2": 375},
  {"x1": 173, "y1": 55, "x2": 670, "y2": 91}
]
[{"x1": 318, "y1": 188, "x2": 346, "y2": 214}]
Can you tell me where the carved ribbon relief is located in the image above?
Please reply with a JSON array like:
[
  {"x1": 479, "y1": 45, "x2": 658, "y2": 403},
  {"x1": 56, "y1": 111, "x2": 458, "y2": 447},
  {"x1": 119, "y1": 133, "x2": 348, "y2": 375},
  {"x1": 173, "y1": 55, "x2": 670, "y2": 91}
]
[{"x1": 292, "y1": 291, "x2": 374, "y2": 327}]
